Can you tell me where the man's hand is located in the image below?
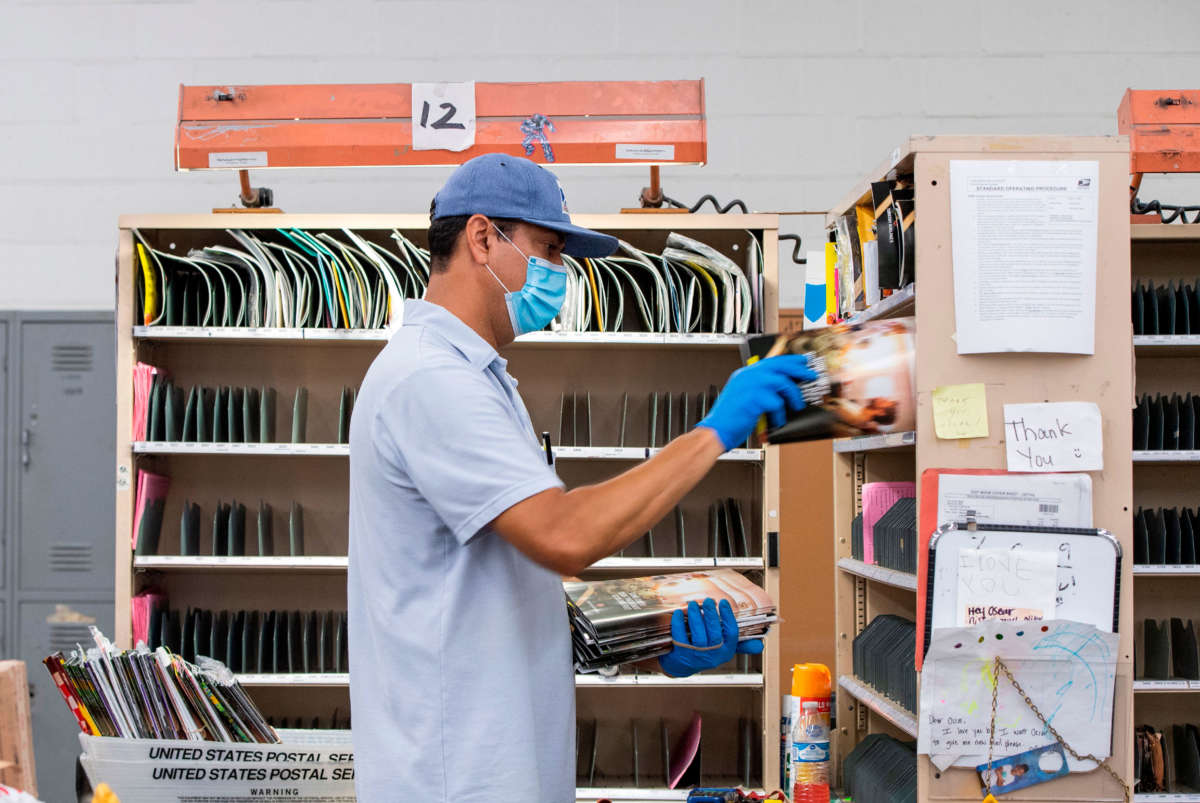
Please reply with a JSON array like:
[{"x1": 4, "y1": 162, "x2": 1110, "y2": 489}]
[
  {"x1": 696, "y1": 355, "x2": 817, "y2": 451},
  {"x1": 658, "y1": 598, "x2": 763, "y2": 678}
]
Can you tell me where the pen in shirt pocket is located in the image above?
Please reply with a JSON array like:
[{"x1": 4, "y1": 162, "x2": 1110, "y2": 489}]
[{"x1": 541, "y1": 431, "x2": 554, "y2": 465}]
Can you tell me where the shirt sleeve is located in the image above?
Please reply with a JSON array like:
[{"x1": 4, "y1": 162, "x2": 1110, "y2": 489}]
[{"x1": 373, "y1": 363, "x2": 564, "y2": 545}]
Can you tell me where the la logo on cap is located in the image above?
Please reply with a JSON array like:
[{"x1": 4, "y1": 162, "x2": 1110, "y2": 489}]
[{"x1": 556, "y1": 180, "x2": 569, "y2": 214}]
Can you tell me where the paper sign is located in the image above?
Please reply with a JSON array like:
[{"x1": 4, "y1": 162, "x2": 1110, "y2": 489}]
[
  {"x1": 956, "y1": 548, "x2": 1057, "y2": 626},
  {"x1": 918, "y1": 619, "x2": 1117, "y2": 770},
  {"x1": 936, "y1": 473, "x2": 1092, "y2": 529},
  {"x1": 411, "y1": 82, "x2": 476, "y2": 152},
  {"x1": 950, "y1": 160, "x2": 1099, "y2": 354},
  {"x1": 931, "y1": 383, "x2": 989, "y2": 439},
  {"x1": 1003, "y1": 402, "x2": 1103, "y2": 472}
]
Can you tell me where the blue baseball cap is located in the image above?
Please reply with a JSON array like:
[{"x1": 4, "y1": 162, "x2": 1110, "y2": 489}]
[{"x1": 431, "y1": 153, "x2": 618, "y2": 258}]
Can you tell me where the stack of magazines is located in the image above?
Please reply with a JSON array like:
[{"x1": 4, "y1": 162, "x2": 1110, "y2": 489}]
[
  {"x1": 42, "y1": 626, "x2": 278, "y2": 743},
  {"x1": 565, "y1": 570, "x2": 777, "y2": 673}
]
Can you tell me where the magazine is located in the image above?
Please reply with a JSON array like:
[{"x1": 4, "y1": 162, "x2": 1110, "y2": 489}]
[
  {"x1": 43, "y1": 626, "x2": 278, "y2": 743},
  {"x1": 564, "y1": 570, "x2": 777, "y2": 673},
  {"x1": 743, "y1": 316, "x2": 916, "y2": 443}
]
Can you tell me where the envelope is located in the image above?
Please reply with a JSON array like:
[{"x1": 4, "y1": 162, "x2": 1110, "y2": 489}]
[
  {"x1": 257, "y1": 501, "x2": 273, "y2": 556},
  {"x1": 292, "y1": 387, "x2": 308, "y2": 444}
]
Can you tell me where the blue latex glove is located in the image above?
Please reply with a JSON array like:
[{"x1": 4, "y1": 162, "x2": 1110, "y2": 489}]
[
  {"x1": 696, "y1": 354, "x2": 817, "y2": 450},
  {"x1": 658, "y1": 598, "x2": 763, "y2": 678}
]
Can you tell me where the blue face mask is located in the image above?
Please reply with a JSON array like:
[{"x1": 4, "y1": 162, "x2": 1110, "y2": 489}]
[{"x1": 484, "y1": 225, "x2": 568, "y2": 337}]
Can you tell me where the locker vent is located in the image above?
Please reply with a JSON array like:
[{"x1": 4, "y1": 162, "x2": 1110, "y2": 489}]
[
  {"x1": 51, "y1": 344, "x2": 93, "y2": 373},
  {"x1": 50, "y1": 543, "x2": 93, "y2": 572},
  {"x1": 49, "y1": 623, "x2": 93, "y2": 653}
]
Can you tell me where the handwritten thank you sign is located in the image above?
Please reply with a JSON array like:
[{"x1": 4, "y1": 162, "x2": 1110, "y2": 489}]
[{"x1": 1003, "y1": 402, "x2": 1103, "y2": 472}]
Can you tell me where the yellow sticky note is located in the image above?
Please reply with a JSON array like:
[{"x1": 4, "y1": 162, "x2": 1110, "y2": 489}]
[{"x1": 931, "y1": 383, "x2": 989, "y2": 439}]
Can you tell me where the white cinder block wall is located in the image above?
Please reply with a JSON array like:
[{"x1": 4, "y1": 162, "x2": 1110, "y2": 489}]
[{"x1": 1, "y1": 0, "x2": 1198, "y2": 310}]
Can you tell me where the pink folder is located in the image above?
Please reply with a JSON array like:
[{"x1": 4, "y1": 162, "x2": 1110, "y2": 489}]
[
  {"x1": 132, "y1": 362, "x2": 159, "y2": 441},
  {"x1": 861, "y1": 481, "x2": 916, "y2": 564},
  {"x1": 132, "y1": 469, "x2": 170, "y2": 551}
]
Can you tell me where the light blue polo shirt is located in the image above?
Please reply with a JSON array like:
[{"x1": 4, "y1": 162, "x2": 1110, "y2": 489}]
[{"x1": 348, "y1": 299, "x2": 573, "y2": 801}]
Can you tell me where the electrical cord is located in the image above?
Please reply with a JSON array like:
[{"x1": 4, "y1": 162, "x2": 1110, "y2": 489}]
[
  {"x1": 1132, "y1": 196, "x2": 1200, "y2": 224},
  {"x1": 663, "y1": 194, "x2": 749, "y2": 214},
  {"x1": 658, "y1": 193, "x2": 804, "y2": 264},
  {"x1": 777, "y1": 234, "x2": 805, "y2": 264}
]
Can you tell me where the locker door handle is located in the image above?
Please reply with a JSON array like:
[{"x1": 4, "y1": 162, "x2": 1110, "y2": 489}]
[{"x1": 21, "y1": 428, "x2": 31, "y2": 468}]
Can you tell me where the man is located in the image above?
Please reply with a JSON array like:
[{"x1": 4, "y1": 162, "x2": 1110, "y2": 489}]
[{"x1": 348, "y1": 154, "x2": 813, "y2": 801}]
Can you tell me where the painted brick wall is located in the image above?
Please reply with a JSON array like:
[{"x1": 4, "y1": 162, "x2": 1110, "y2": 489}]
[{"x1": 1, "y1": 0, "x2": 1197, "y2": 308}]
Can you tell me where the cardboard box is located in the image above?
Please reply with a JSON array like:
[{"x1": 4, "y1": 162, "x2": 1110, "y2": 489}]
[
  {"x1": 778, "y1": 308, "x2": 805, "y2": 335},
  {"x1": 0, "y1": 661, "x2": 37, "y2": 795}
]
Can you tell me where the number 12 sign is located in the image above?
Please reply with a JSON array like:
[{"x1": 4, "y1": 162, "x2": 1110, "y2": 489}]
[{"x1": 411, "y1": 82, "x2": 476, "y2": 152}]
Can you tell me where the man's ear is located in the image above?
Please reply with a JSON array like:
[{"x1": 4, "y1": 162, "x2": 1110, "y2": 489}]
[{"x1": 463, "y1": 214, "x2": 493, "y2": 265}]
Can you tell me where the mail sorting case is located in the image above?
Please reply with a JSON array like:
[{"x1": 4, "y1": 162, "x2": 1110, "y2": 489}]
[
  {"x1": 828, "y1": 136, "x2": 1133, "y2": 803},
  {"x1": 1130, "y1": 226, "x2": 1200, "y2": 797},
  {"x1": 116, "y1": 213, "x2": 784, "y2": 799}
]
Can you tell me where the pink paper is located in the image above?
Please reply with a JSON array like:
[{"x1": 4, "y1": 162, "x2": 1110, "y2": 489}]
[
  {"x1": 862, "y1": 481, "x2": 915, "y2": 564},
  {"x1": 132, "y1": 470, "x2": 170, "y2": 550},
  {"x1": 131, "y1": 591, "x2": 165, "y2": 647},
  {"x1": 132, "y1": 362, "x2": 159, "y2": 441},
  {"x1": 667, "y1": 712, "x2": 702, "y2": 789}
]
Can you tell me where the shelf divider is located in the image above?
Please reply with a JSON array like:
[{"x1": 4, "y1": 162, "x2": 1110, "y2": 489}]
[
  {"x1": 235, "y1": 672, "x2": 764, "y2": 689},
  {"x1": 837, "y1": 557, "x2": 918, "y2": 591},
  {"x1": 837, "y1": 674, "x2": 918, "y2": 738},
  {"x1": 133, "y1": 326, "x2": 748, "y2": 349},
  {"x1": 132, "y1": 555, "x2": 765, "y2": 574},
  {"x1": 832, "y1": 431, "x2": 916, "y2": 453}
]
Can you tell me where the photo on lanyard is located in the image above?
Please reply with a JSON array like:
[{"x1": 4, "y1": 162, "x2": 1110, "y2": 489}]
[{"x1": 976, "y1": 742, "x2": 1069, "y2": 795}]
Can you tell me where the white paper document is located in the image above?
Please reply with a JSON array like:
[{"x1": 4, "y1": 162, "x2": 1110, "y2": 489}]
[
  {"x1": 950, "y1": 160, "x2": 1099, "y2": 354},
  {"x1": 956, "y1": 548, "x2": 1058, "y2": 626},
  {"x1": 937, "y1": 472, "x2": 1093, "y2": 529},
  {"x1": 1003, "y1": 401, "x2": 1103, "y2": 472},
  {"x1": 919, "y1": 619, "x2": 1117, "y2": 771}
]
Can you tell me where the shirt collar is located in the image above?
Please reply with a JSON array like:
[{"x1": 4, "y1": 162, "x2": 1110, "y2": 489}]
[{"x1": 403, "y1": 299, "x2": 500, "y2": 371}]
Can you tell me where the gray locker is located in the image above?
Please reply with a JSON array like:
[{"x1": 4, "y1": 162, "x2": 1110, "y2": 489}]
[
  {"x1": 19, "y1": 599, "x2": 112, "y2": 803},
  {"x1": 0, "y1": 320, "x2": 6, "y2": 596},
  {"x1": 1, "y1": 312, "x2": 116, "y2": 801},
  {"x1": 17, "y1": 320, "x2": 115, "y2": 592}
]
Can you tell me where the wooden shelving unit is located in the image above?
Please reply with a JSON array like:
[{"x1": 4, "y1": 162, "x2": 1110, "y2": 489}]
[
  {"x1": 1131, "y1": 225, "x2": 1200, "y2": 797},
  {"x1": 114, "y1": 212, "x2": 782, "y2": 800},
  {"x1": 827, "y1": 136, "x2": 1133, "y2": 802}
]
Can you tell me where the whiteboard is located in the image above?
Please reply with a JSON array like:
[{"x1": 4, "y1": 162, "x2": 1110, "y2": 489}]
[{"x1": 925, "y1": 523, "x2": 1121, "y2": 653}]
